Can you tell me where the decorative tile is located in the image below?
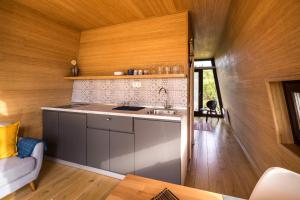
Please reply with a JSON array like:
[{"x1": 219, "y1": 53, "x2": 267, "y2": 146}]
[
  {"x1": 73, "y1": 81, "x2": 83, "y2": 90},
  {"x1": 71, "y1": 89, "x2": 82, "y2": 102},
  {"x1": 71, "y1": 78, "x2": 188, "y2": 108},
  {"x1": 96, "y1": 90, "x2": 106, "y2": 103},
  {"x1": 95, "y1": 80, "x2": 105, "y2": 90}
]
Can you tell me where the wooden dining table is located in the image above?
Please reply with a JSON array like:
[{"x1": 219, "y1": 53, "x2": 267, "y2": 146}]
[{"x1": 106, "y1": 174, "x2": 224, "y2": 200}]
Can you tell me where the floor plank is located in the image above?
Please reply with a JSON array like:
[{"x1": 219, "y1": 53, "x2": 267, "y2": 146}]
[
  {"x1": 3, "y1": 161, "x2": 119, "y2": 200},
  {"x1": 186, "y1": 118, "x2": 258, "y2": 199},
  {"x1": 76, "y1": 175, "x2": 119, "y2": 200}
]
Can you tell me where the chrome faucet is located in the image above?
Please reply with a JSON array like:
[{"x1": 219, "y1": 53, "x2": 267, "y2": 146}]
[
  {"x1": 159, "y1": 87, "x2": 167, "y2": 95},
  {"x1": 158, "y1": 87, "x2": 171, "y2": 109}
]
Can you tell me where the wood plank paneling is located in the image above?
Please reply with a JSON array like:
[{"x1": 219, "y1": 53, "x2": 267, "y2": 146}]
[
  {"x1": 266, "y1": 81, "x2": 294, "y2": 144},
  {"x1": 14, "y1": 0, "x2": 232, "y2": 59},
  {"x1": 78, "y1": 12, "x2": 189, "y2": 76},
  {"x1": 215, "y1": 0, "x2": 300, "y2": 174},
  {"x1": 0, "y1": 1, "x2": 80, "y2": 138}
]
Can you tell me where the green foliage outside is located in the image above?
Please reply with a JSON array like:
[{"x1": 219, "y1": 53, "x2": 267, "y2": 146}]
[{"x1": 203, "y1": 70, "x2": 220, "y2": 113}]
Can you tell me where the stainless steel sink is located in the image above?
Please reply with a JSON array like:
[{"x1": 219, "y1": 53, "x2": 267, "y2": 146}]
[{"x1": 148, "y1": 109, "x2": 177, "y2": 115}]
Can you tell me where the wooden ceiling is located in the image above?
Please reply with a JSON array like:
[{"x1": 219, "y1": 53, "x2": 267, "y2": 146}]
[{"x1": 14, "y1": 0, "x2": 231, "y2": 59}]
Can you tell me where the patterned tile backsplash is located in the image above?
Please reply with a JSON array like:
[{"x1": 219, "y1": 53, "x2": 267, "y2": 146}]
[{"x1": 72, "y1": 78, "x2": 187, "y2": 108}]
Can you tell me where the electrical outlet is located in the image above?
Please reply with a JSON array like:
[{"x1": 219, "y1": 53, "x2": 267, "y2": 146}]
[{"x1": 132, "y1": 81, "x2": 142, "y2": 88}]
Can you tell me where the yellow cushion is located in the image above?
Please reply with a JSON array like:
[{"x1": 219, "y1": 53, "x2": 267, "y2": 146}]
[{"x1": 0, "y1": 121, "x2": 20, "y2": 159}]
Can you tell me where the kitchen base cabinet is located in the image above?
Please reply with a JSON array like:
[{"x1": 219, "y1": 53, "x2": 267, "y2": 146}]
[
  {"x1": 43, "y1": 109, "x2": 183, "y2": 183},
  {"x1": 110, "y1": 131, "x2": 134, "y2": 175},
  {"x1": 87, "y1": 128, "x2": 109, "y2": 170},
  {"x1": 134, "y1": 119, "x2": 181, "y2": 184},
  {"x1": 43, "y1": 110, "x2": 61, "y2": 158},
  {"x1": 59, "y1": 112, "x2": 86, "y2": 165}
]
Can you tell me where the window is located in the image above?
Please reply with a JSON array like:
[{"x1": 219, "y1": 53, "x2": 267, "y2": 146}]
[
  {"x1": 194, "y1": 60, "x2": 213, "y2": 68},
  {"x1": 194, "y1": 59, "x2": 223, "y2": 117},
  {"x1": 284, "y1": 81, "x2": 300, "y2": 144},
  {"x1": 293, "y1": 92, "x2": 300, "y2": 129}
]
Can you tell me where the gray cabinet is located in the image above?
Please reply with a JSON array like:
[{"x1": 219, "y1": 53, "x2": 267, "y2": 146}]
[
  {"x1": 86, "y1": 114, "x2": 134, "y2": 174},
  {"x1": 59, "y1": 112, "x2": 86, "y2": 165},
  {"x1": 110, "y1": 131, "x2": 134, "y2": 175},
  {"x1": 135, "y1": 119, "x2": 181, "y2": 184},
  {"x1": 87, "y1": 128, "x2": 109, "y2": 170},
  {"x1": 43, "y1": 110, "x2": 182, "y2": 183},
  {"x1": 87, "y1": 114, "x2": 133, "y2": 133},
  {"x1": 43, "y1": 110, "x2": 61, "y2": 158}
]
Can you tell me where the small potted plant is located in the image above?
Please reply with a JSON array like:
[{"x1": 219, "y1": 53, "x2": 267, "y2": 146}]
[{"x1": 71, "y1": 59, "x2": 79, "y2": 76}]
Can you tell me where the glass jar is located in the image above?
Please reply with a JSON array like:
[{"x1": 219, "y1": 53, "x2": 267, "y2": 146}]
[
  {"x1": 158, "y1": 66, "x2": 164, "y2": 74},
  {"x1": 164, "y1": 66, "x2": 171, "y2": 74},
  {"x1": 172, "y1": 65, "x2": 180, "y2": 74}
]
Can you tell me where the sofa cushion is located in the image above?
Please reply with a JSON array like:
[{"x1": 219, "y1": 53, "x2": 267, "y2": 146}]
[
  {"x1": 18, "y1": 137, "x2": 42, "y2": 158},
  {"x1": 0, "y1": 156, "x2": 35, "y2": 187},
  {"x1": 0, "y1": 121, "x2": 20, "y2": 159}
]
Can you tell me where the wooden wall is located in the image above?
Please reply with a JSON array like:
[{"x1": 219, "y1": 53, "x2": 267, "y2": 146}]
[
  {"x1": 0, "y1": 1, "x2": 80, "y2": 138},
  {"x1": 78, "y1": 12, "x2": 189, "y2": 75},
  {"x1": 215, "y1": 0, "x2": 300, "y2": 174}
]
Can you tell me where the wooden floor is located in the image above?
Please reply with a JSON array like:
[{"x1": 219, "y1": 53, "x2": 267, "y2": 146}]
[
  {"x1": 4, "y1": 161, "x2": 120, "y2": 200},
  {"x1": 185, "y1": 118, "x2": 258, "y2": 199}
]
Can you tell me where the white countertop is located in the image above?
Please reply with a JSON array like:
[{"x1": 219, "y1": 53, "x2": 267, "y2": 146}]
[{"x1": 41, "y1": 104, "x2": 186, "y2": 121}]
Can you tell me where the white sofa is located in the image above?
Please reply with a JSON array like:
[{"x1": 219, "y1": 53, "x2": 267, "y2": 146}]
[{"x1": 0, "y1": 141, "x2": 44, "y2": 199}]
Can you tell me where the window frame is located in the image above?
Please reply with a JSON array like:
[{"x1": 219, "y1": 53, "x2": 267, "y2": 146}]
[
  {"x1": 194, "y1": 59, "x2": 224, "y2": 118},
  {"x1": 194, "y1": 59, "x2": 214, "y2": 68}
]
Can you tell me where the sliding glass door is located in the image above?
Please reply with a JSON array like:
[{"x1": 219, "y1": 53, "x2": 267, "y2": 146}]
[{"x1": 194, "y1": 59, "x2": 223, "y2": 117}]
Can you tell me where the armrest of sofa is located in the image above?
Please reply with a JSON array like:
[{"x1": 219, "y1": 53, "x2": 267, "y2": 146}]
[{"x1": 30, "y1": 142, "x2": 44, "y2": 179}]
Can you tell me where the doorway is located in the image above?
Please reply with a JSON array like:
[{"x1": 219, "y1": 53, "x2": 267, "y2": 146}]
[{"x1": 194, "y1": 59, "x2": 223, "y2": 117}]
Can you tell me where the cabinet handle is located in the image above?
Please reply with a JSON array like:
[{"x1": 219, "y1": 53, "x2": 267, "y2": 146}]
[{"x1": 106, "y1": 118, "x2": 111, "y2": 121}]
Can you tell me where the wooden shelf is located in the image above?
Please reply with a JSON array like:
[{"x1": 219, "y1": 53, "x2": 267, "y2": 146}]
[{"x1": 64, "y1": 74, "x2": 186, "y2": 80}]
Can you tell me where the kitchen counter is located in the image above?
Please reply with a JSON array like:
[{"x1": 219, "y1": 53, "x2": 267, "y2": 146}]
[{"x1": 41, "y1": 104, "x2": 185, "y2": 121}]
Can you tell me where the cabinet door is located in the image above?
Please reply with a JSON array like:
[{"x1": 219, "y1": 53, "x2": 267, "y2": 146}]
[
  {"x1": 43, "y1": 111, "x2": 61, "y2": 158},
  {"x1": 87, "y1": 128, "x2": 109, "y2": 170},
  {"x1": 110, "y1": 131, "x2": 134, "y2": 174},
  {"x1": 135, "y1": 119, "x2": 181, "y2": 184},
  {"x1": 59, "y1": 112, "x2": 86, "y2": 165}
]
